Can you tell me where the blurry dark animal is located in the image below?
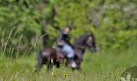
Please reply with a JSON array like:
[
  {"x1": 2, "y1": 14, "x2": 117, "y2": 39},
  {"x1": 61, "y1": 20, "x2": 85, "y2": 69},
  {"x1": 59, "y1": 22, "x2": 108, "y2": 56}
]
[
  {"x1": 58, "y1": 32, "x2": 97, "y2": 69},
  {"x1": 72, "y1": 33, "x2": 97, "y2": 69},
  {"x1": 35, "y1": 32, "x2": 97, "y2": 71},
  {"x1": 35, "y1": 48, "x2": 63, "y2": 72}
]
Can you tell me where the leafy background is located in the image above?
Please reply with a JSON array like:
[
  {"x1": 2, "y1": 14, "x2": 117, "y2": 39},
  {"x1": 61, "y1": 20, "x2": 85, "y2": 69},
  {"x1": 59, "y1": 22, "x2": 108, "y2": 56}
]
[{"x1": 0, "y1": 0, "x2": 137, "y2": 55}]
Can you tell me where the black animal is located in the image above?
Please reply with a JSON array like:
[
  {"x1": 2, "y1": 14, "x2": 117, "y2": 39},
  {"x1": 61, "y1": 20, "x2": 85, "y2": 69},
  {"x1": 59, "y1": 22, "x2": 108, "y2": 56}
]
[
  {"x1": 35, "y1": 32, "x2": 97, "y2": 71},
  {"x1": 73, "y1": 33, "x2": 97, "y2": 69},
  {"x1": 35, "y1": 48, "x2": 61, "y2": 72}
]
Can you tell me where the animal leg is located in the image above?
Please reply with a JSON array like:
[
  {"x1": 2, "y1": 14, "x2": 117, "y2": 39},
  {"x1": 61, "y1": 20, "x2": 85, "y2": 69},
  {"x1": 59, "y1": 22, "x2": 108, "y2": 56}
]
[
  {"x1": 54, "y1": 59, "x2": 60, "y2": 68},
  {"x1": 47, "y1": 59, "x2": 53, "y2": 71}
]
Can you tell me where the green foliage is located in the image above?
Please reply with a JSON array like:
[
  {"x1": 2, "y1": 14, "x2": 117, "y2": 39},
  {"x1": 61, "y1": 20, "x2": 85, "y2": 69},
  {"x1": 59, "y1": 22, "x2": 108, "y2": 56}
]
[
  {"x1": 55, "y1": 0, "x2": 137, "y2": 51},
  {"x1": 0, "y1": 0, "x2": 137, "y2": 56},
  {"x1": 0, "y1": 0, "x2": 42, "y2": 56}
]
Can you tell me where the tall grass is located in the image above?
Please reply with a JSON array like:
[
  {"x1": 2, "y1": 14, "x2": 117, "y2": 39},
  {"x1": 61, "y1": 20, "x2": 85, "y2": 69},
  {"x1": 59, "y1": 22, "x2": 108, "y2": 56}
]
[
  {"x1": 0, "y1": 27, "x2": 42, "y2": 58},
  {"x1": 0, "y1": 48, "x2": 137, "y2": 81},
  {"x1": 0, "y1": 28, "x2": 137, "y2": 81}
]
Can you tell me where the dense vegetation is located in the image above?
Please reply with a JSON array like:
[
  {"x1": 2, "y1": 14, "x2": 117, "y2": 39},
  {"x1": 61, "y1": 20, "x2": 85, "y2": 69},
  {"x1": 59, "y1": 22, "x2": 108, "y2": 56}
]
[
  {"x1": 0, "y1": 0, "x2": 137, "y2": 56},
  {"x1": 0, "y1": 51, "x2": 137, "y2": 81},
  {"x1": 0, "y1": 0, "x2": 137, "y2": 81}
]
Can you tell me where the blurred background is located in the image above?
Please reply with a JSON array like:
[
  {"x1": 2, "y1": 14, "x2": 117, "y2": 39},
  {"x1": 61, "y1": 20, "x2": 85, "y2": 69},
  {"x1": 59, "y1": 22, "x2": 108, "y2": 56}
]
[
  {"x1": 0, "y1": 0, "x2": 137, "y2": 81},
  {"x1": 0, "y1": 0, "x2": 137, "y2": 56}
]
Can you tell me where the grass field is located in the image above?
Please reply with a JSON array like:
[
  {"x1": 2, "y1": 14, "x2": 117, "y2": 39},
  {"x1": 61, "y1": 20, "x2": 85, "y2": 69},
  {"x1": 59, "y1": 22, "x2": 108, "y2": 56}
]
[{"x1": 0, "y1": 50, "x2": 137, "y2": 81}]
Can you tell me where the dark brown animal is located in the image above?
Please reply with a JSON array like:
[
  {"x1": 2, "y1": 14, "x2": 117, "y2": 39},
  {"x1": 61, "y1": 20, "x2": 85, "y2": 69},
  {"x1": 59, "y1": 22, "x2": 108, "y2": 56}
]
[
  {"x1": 35, "y1": 32, "x2": 97, "y2": 71},
  {"x1": 35, "y1": 48, "x2": 61, "y2": 72},
  {"x1": 73, "y1": 33, "x2": 97, "y2": 69}
]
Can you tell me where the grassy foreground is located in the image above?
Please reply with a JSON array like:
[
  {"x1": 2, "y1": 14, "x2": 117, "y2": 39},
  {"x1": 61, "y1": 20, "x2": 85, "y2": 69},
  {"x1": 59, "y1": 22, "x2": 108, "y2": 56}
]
[{"x1": 0, "y1": 51, "x2": 137, "y2": 81}]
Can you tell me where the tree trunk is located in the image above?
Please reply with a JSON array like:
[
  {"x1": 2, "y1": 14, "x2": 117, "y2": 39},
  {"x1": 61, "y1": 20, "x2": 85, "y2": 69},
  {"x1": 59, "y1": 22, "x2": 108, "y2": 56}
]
[
  {"x1": 51, "y1": 6, "x2": 60, "y2": 30},
  {"x1": 41, "y1": 0, "x2": 48, "y2": 48}
]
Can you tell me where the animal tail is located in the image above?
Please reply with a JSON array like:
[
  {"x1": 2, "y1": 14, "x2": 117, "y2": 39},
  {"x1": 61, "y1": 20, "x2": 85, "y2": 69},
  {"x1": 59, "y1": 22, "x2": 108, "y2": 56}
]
[
  {"x1": 37, "y1": 50, "x2": 42, "y2": 60},
  {"x1": 35, "y1": 50, "x2": 43, "y2": 73}
]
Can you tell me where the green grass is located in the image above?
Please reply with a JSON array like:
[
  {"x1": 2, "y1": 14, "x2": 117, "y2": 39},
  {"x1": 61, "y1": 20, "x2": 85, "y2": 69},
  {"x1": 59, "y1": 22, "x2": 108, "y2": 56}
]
[{"x1": 0, "y1": 51, "x2": 137, "y2": 81}]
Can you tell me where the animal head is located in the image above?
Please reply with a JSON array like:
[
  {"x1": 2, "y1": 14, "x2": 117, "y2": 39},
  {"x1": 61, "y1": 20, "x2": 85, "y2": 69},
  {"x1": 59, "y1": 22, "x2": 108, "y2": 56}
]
[
  {"x1": 85, "y1": 33, "x2": 97, "y2": 52},
  {"x1": 74, "y1": 32, "x2": 97, "y2": 52}
]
